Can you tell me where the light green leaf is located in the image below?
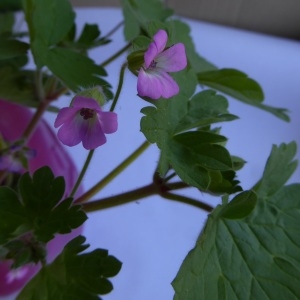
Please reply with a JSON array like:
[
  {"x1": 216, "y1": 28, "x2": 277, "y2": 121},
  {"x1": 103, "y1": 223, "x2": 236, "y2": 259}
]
[
  {"x1": 44, "y1": 47, "x2": 112, "y2": 97},
  {"x1": 173, "y1": 142, "x2": 300, "y2": 299},
  {"x1": 254, "y1": 142, "x2": 298, "y2": 198},
  {"x1": 23, "y1": 0, "x2": 75, "y2": 67},
  {"x1": 121, "y1": 0, "x2": 173, "y2": 41},
  {"x1": 173, "y1": 184, "x2": 300, "y2": 299},
  {"x1": 219, "y1": 190, "x2": 257, "y2": 219},
  {"x1": 198, "y1": 68, "x2": 289, "y2": 121},
  {"x1": 175, "y1": 90, "x2": 238, "y2": 133},
  {"x1": 141, "y1": 83, "x2": 239, "y2": 193}
]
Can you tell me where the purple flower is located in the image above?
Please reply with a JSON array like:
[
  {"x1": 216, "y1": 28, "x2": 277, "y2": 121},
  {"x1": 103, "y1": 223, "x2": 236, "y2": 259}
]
[
  {"x1": 0, "y1": 145, "x2": 36, "y2": 173},
  {"x1": 54, "y1": 96, "x2": 118, "y2": 150},
  {"x1": 137, "y1": 29, "x2": 187, "y2": 100}
]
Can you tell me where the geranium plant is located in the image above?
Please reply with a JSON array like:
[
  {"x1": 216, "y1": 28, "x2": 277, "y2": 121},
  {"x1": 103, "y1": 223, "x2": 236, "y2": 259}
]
[{"x1": 0, "y1": 0, "x2": 299, "y2": 299}]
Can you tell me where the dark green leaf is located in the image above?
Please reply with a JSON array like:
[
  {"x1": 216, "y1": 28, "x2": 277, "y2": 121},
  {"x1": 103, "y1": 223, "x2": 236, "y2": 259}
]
[
  {"x1": 17, "y1": 236, "x2": 122, "y2": 300},
  {"x1": 0, "y1": 0, "x2": 22, "y2": 12},
  {"x1": 0, "y1": 166, "x2": 87, "y2": 245},
  {"x1": 0, "y1": 38, "x2": 29, "y2": 60},
  {"x1": 0, "y1": 187, "x2": 27, "y2": 244},
  {"x1": 77, "y1": 24, "x2": 100, "y2": 45},
  {"x1": 3, "y1": 237, "x2": 46, "y2": 268},
  {"x1": 0, "y1": 67, "x2": 40, "y2": 106},
  {"x1": 121, "y1": 0, "x2": 173, "y2": 41},
  {"x1": 198, "y1": 68, "x2": 289, "y2": 121},
  {"x1": 0, "y1": 12, "x2": 14, "y2": 34}
]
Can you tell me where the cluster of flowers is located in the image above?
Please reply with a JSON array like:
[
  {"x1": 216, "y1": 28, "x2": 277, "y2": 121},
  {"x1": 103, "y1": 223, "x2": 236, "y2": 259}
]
[
  {"x1": 0, "y1": 29, "x2": 187, "y2": 292},
  {"x1": 55, "y1": 29, "x2": 187, "y2": 150}
]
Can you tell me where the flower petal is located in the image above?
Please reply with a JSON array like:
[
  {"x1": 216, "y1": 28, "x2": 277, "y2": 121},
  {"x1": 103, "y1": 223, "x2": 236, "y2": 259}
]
[
  {"x1": 54, "y1": 107, "x2": 78, "y2": 128},
  {"x1": 99, "y1": 111, "x2": 118, "y2": 134},
  {"x1": 156, "y1": 43, "x2": 187, "y2": 72},
  {"x1": 137, "y1": 68, "x2": 179, "y2": 99},
  {"x1": 144, "y1": 29, "x2": 168, "y2": 68},
  {"x1": 57, "y1": 114, "x2": 87, "y2": 146},
  {"x1": 82, "y1": 120, "x2": 106, "y2": 150},
  {"x1": 72, "y1": 96, "x2": 102, "y2": 111}
]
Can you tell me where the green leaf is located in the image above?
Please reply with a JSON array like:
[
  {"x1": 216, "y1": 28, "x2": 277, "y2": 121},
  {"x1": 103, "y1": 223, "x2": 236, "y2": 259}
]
[
  {"x1": 23, "y1": 0, "x2": 75, "y2": 67},
  {"x1": 121, "y1": 0, "x2": 173, "y2": 41},
  {"x1": 0, "y1": 166, "x2": 87, "y2": 245},
  {"x1": 0, "y1": 12, "x2": 15, "y2": 34},
  {"x1": 3, "y1": 237, "x2": 46, "y2": 268},
  {"x1": 173, "y1": 143, "x2": 300, "y2": 299},
  {"x1": 198, "y1": 68, "x2": 290, "y2": 121},
  {"x1": 173, "y1": 183, "x2": 300, "y2": 299},
  {"x1": 0, "y1": 67, "x2": 40, "y2": 106},
  {"x1": 75, "y1": 23, "x2": 110, "y2": 50},
  {"x1": 17, "y1": 236, "x2": 122, "y2": 300},
  {"x1": 254, "y1": 142, "x2": 298, "y2": 198},
  {"x1": 0, "y1": 38, "x2": 29, "y2": 60},
  {"x1": 175, "y1": 90, "x2": 238, "y2": 133},
  {"x1": 141, "y1": 85, "x2": 240, "y2": 193},
  {"x1": 219, "y1": 190, "x2": 257, "y2": 219},
  {"x1": 0, "y1": 187, "x2": 27, "y2": 245},
  {"x1": 43, "y1": 47, "x2": 112, "y2": 97},
  {"x1": 0, "y1": 0, "x2": 22, "y2": 12}
]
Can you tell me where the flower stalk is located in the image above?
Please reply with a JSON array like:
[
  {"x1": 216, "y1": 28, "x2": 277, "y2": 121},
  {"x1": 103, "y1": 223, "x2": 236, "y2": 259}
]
[{"x1": 74, "y1": 140, "x2": 151, "y2": 203}]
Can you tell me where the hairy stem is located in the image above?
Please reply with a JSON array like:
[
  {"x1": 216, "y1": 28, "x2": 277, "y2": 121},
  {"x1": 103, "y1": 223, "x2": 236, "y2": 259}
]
[
  {"x1": 22, "y1": 99, "x2": 49, "y2": 141},
  {"x1": 110, "y1": 62, "x2": 127, "y2": 112},
  {"x1": 100, "y1": 43, "x2": 131, "y2": 67},
  {"x1": 82, "y1": 183, "x2": 157, "y2": 212},
  {"x1": 81, "y1": 182, "x2": 213, "y2": 213},
  {"x1": 75, "y1": 141, "x2": 151, "y2": 204},
  {"x1": 161, "y1": 192, "x2": 213, "y2": 212},
  {"x1": 103, "y1": 20, "x2": 124, "y2": 39},
  {"x1": 70, "y1": 149, "x2": 95, "y2": 198}
]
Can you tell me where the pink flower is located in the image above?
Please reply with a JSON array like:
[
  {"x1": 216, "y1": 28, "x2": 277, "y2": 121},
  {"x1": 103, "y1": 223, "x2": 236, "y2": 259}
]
[
  {"x1": 137, "y1": 29, "x2": 187, "y2": 100},
  {"x1": 54, "y1": 96, "x2": 118, "y2": 150}
]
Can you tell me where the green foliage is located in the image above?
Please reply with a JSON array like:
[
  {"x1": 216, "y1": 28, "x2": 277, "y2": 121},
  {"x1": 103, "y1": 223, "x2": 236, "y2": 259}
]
[
  {"x1": 0, "y1": 0, "x2": 22, "y2": 12},
  {"x1": 0, "y1": 38, "x2": 29, "y2": 60},
  {"x1": 0, "y1": 166, "x2": 87, "y2": 245},
  {"x1": 0, "y1": 67, "x2": 39, "y2": 105},
  {"x1": 141, "y1": 67, "x2": 240, "y2": 193},
  {"x1": 0, "y1": 12, "x2": 15, "y2": 34},
  {"x1": 75, "y1": 23, "x2": 110, "y2": 50},
  {"x1": 17, "y1": 235, "x2": 122, "y2": 300},
  {"x1": 121, "y1": 0, "x2": 173, "y2": 41},
  {"x1": 198, "y1": 69, "x2": 290, "y2": 121},
  {"x1": 254, "y1": 142, "x2": 298, "y2": 197},
  {"x1": 22, "y1": 0, "x2": 112, "y2": 96},
  {"x1": 43, "y1": 48, "x2": 112, "y2": 99},
  {"x1": 23, "y1": 0, "x2": 75, "y2": 67},
  {"x1": 173, "y1": 142, "x2": 300, "y2": 299}
]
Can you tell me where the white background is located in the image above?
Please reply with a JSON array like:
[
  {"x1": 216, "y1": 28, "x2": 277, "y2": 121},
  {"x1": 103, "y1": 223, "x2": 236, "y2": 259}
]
[{"x1": 2, "y1": 7, "x2": 300, "y2": 300}]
